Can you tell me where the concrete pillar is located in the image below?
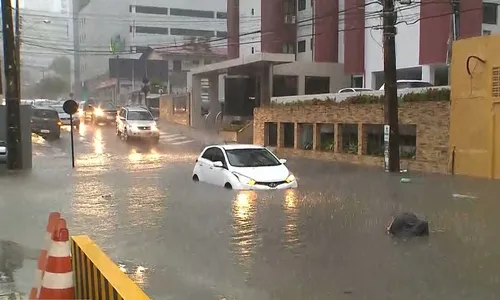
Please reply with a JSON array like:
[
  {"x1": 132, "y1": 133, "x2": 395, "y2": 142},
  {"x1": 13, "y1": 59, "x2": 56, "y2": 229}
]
[
  {"x1": 277, "y1": 122, "x2": 284, "y2": 148},
  {"x1": 357, "y1": 123, "x2": 364, "y2": 155},
  {"x1": 259, "y1": 64, "x2": 272, "y2": 106},
  {"x1": 421, "y1": 65, "x2": 435, "y2": 84},
  {"x1": 189, "y1": 74, "x2": 203, "y2": 128},
  {"x1": 313, "y1": 123, "x2": 319, "y2": 150},
  {"x1": 334, "y1": 123, "x2": 341, "y2": 153},
  {"x1": 294, "y1": 123, "x2": 300, "y2": 149},
  {"x1": 298, "y1": 75, "x2": 305, "y2": 95},
  {"x1": 208, "y1": 75, "x2": 220, "y2": 126}
]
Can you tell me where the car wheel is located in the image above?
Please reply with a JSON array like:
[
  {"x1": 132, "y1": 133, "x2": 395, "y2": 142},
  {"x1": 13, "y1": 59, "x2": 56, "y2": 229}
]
[
  {"x1": 192, "y1": 174, "x2": 199, "y2": 182},
  {"x1": 224, "y1": 183, "x2": 232, "y2": 189}
]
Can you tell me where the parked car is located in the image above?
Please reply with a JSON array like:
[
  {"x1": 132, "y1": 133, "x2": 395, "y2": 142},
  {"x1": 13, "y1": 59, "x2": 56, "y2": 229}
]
[
  {"x1": 31, "y1": 106, "x2": 61, "y2": 140},
  {"x1": 116, "y1": 106, "x2": 160, "y2": 143},
  {"x1": 379, "y1": 80, "x2": 433, "y2": 90},
  {"x1": 192, "y1": 144, "x2": 298, "y2": 190},
  {"x1": 0, "y1": 141, "x2": 6, "y2": 164},
  {"x1": 50, "y1": 105, "x2": 80, "y2": 129},
  {"x1": 338, "y1": 88, "x2": 373, "y2": 93}
]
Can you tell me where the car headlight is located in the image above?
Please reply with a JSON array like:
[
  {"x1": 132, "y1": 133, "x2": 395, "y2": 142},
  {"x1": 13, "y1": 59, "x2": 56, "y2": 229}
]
[
  {"x1": 285, "y1": 173, "x2": 296, "y2": 183},
  {"x1": 151, "y1": 125, "x2": 159, "y2": 131},
  {"x1": 94, "y1": 108, "x2": 104, "y2": 116},
  {"x1": 233, "y1": 173, "x2": 256, "y2": 185},
  {"x1": 129, "y1": 125, "x2": 138, "y2": 131}
]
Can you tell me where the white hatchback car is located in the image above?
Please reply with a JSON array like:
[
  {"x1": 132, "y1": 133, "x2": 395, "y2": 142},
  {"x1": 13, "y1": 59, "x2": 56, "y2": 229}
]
[{"x1": 192, "y1": 144, "x2": 298, "y2": 190}]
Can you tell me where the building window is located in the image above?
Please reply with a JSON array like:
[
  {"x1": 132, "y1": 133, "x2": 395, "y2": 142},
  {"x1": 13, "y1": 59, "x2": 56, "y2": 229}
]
[
  {"x1": 483, "y1": 2, "x2": 498, "y2": 25},
  {"x1": 173, "y1": 60, "x2": 182, "y2": 71},
  {"x1": 135, "y1": 5, "x2": 168, "y2": 15},
  {"x1": 298, "y1": 0, "x2": 306, "y2": 11},
  {"x1": 310, "y1": 37, "x2": 314, "y2": 50},
  {"x1": 170, "y1": 8, "x2": 214, "y2": 18},
  {"x1": 170, "y1": 28, "x2": 214, "y2": 37},
  {"x1": 251, "y1": 8, "x2": 254, "y2": 15},
  {"x1": 204, "y1": 59, "x2": 212, "y2": 65},
  {"x1": 216, "y1": 31, "x2": 227, "y2": 38},
  {"x1": 135, "y1": 26, "x2": 169, "y2": 35},
  {"x1": 297, "y1": 40, "x2": 306, "y2": 53},
  {"x1": 351, "y1": 75, "x2": 363, "y2": 88},
  {"x1": 282, "y1": 43, "x2": 294, "y2": 54},
  {"x1": 192, "y1": 60, "x2": 199, "y2": 66},
  {"x1": 251, "y1": 47, "x2": 255, "y2": 54},
  {"x1": 483, "y1": 30, "x2": 492, "y2": 35},
  {"x1": 129, "y1": 5, "x2": 133, "y2": 12},
  {"x1": 216, "y1": 12, "x2": 227, "y2": 19}
]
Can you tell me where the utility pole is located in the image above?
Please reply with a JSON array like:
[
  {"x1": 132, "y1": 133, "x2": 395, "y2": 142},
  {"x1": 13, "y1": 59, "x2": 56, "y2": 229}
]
[
  {"x1": 2, "y1": 0, "x2": 23, "y2": 169},
  {"x1": 382, "y1": 0, "x2": 400, "y2": 172},
  {"x1": 447, "y1": 0, "x2": 460, "y2": 82},
  {"x1": 15, "y1": 0, "x2": 20, "y2": 92}
]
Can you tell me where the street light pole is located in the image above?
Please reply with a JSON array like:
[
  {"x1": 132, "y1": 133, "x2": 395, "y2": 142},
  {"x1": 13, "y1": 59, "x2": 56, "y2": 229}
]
[
  {"x1": 2, "y1": 0, "x2": 23, "y2": 169},
  {"x1": 15, "y1": 0, "x2": 20, "y2": 93},
  {"x1": 382, "y1": 0, "x2": 400, "y2": 172}
]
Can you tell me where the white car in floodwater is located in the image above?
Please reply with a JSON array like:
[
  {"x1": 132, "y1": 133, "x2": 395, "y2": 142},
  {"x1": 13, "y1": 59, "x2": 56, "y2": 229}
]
[{"x1": 192, "y1": 144, "x2": 298, "y2": 190}]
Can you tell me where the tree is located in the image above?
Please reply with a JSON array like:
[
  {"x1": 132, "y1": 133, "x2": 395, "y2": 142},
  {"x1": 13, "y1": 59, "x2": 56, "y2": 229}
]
[
  {"x1": 31, "y1": 76, "x2": 70, "y2": 99},
  {"x1": 49, "y1": 56, "x2": 71, "y2": 78}
]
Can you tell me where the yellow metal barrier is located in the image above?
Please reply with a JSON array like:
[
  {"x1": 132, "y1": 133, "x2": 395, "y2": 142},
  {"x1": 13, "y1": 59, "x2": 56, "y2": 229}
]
[{"x1": 71, "y1": 235, "x2": 151, "y2": 300}]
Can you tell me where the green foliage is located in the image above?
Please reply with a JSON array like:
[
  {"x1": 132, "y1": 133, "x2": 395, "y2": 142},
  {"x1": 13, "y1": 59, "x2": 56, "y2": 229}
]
[
  {"x1": 344, "y1": 142, "x2": 359, "y2": 154},
  {"x1": 29, "y1": 76, "x2": 70, "y2": 99},
  {"x1": 268, "y1": 88, "x2": 451, "y2": 107},
  {"x1": 49, "y1": 56, "x2": 71, "y2": 78}
]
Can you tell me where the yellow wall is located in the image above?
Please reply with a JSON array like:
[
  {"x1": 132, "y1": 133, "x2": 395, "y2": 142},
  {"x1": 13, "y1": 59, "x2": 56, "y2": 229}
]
[
  {"x1": 450, "y1": 35, "x2": 500, "y2": 179},
  {"x1": 71, "y1": 235, "x2": 151, "y2": 300}
]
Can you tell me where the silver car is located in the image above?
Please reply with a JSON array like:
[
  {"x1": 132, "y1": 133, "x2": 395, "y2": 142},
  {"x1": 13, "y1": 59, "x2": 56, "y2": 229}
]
[
  {"x1": 51, "y1": 105, "x2": 80, "y2": 129},
  {"x1": 116, "y1": 106, "x2": 160, "y2": 143}
]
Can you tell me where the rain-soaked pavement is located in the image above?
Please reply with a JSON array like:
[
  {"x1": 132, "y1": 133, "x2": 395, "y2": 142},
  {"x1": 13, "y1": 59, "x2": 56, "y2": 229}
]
[{"x1": 1, "y1": 122, "x2": 500, "y2": 299}]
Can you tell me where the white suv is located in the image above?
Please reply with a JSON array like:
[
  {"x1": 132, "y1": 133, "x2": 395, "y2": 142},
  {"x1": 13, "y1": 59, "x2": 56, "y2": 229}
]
[{"x1": 116, "y1": 106, "x2": 160, "y2": 143}]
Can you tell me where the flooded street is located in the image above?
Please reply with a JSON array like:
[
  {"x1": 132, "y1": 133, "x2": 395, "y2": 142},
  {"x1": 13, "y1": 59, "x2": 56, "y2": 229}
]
[{"x1": 0, "y1": 122, "x2": 499, "y2": 299}]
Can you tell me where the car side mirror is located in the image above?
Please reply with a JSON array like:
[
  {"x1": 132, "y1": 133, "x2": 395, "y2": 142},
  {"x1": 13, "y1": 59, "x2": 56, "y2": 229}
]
[
  {"x1": 279, "y1": 159, "x2": 287, "y2": 164},
  {"x1": 213, "y1": 161, "x2": 224, "y2": 168}
]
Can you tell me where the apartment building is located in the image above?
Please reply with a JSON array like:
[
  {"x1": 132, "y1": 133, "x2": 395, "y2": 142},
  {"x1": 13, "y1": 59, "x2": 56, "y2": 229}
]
[
  {"x1": 228, "y1": 0, "x2": 498, "y2": 90},
  {"x1": 73, "y1": 0, "x2": 227, "y2": 98}
]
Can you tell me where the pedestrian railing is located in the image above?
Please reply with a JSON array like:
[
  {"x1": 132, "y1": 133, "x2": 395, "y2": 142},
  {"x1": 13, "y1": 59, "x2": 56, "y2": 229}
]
[{"x1": 71, "y1": 235, "x2": 150, "y2": 300}]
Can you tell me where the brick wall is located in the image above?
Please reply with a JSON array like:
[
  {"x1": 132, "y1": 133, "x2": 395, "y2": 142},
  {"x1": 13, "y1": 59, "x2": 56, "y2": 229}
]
[{"x1": 254, "y1": 101, "x2": 450, "y2": 173}]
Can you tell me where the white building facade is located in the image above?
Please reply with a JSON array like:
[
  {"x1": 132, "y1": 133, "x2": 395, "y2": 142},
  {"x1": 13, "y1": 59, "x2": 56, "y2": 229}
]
[{"x1": 76, "y1": 0, "x2": 227, "y2": 84}]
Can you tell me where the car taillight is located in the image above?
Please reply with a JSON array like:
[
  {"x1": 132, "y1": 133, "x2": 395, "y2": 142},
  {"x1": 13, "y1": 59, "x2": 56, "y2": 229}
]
[{"x1": 57, "y1": 121, "x2": 62, "y2": 126}]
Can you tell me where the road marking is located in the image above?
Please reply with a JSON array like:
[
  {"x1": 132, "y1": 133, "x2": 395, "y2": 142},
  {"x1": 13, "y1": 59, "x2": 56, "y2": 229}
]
[
  {"x1": 161, "y1": 133, "x2": 182, "y2": 139},
  {"x1": 170, "y1": 140, "x2": 195, "y2": 145},
  {"x1": 162, "y1": 136, "x2": 188, "y2": 142}
]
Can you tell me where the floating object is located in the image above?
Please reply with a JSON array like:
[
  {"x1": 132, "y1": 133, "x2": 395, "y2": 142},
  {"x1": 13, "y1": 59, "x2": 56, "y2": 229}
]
[
  {"x1": 452, "y1": 193, "x2": 478, "y2": 200},
  {"x1": 387, "y1": 212, "x2": 429, "y2": 237},
  {"x1": 400, "y1": 178, "x2": 411, "y2": 183}
]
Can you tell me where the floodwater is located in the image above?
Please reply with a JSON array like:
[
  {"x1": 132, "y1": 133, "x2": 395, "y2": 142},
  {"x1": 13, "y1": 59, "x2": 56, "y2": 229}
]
[{"x1": 0, "y1": 123, "x2": 499, "y2": 299}]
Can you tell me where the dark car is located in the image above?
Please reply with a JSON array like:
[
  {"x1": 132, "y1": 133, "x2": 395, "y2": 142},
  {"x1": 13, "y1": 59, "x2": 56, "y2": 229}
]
[
  {"x1": 83, "y1": 101, "x2": 118, "y2": 125},
  {"x1": 31, "y1": 106, "x2": 61, "y2": 139}
]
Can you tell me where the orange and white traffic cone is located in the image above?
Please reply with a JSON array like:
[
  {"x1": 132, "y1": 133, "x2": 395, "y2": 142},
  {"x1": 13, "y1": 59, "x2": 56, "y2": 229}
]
[
  {"x1": 29, "y1": 212, "x2": 61, "y2": 299},
  {"x1": 38, "y1": 218, "x2": 75, "y2": 299}
]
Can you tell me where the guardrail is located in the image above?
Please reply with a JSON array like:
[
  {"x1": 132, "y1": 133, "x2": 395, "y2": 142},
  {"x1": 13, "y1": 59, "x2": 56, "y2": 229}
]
[
  {"x1": 271, "y1": 86, "x2": 451, "y2": 104},
  {"x1": 71, "y1": 235, "x2": 151, "y2": 300}
]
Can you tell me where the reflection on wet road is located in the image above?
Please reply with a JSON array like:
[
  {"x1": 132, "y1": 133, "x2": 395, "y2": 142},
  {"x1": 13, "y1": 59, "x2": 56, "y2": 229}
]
[{"x1": 1, "y1": 123, "x2": 500, "y2": 299}]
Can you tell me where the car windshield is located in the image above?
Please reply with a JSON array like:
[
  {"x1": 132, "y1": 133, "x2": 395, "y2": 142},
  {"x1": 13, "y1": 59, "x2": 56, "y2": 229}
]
[
  {"x1": 51, "y1": 106, "x2": 65, "y2": 113},
  {"x1": 97, "y1": 102, "x2": 116, "y2": 110},
  {"x1": 225, "y1": 148, "x2": 281, "y2": 167},
  {"x1": 127, "y1": 111, "x2": 153, "y2": 120},
  {"x1": 33, "y1": 109, "x2": 58, "y2": 118}
]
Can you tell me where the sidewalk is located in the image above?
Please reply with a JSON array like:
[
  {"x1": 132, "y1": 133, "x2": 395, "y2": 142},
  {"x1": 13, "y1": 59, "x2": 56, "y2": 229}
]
[{"x1": 158, "y1": 120, "x2": 226, "y2": 146}]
